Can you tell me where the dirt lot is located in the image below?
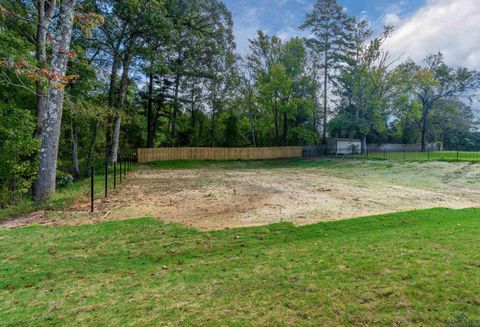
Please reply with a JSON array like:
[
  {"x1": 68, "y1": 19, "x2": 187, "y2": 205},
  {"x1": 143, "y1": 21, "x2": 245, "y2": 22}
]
[{"x1": 3, "y1": 159, "x2": 480, "y2": 230}]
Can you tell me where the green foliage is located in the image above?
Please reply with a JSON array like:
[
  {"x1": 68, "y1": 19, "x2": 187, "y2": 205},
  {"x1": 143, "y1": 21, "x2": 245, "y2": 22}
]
[
  {"x1": 0, "y1": 105, "x2": 38, "y2": 207},
  {"x1": 55, "y1": 171, "x2": 74, "y2": 188},
  {"x1": 289, "y1": 126, "x2": 318, "y2": 145},
  {"x1": 247, "y1": 34, "x2": 317, "y2": 146},
  {"x1": 223, "y1": 112, "x2": 240, "y2": 147},
  {"x1": 1, "y1": 0, "x2": 480, "y2": 208}
]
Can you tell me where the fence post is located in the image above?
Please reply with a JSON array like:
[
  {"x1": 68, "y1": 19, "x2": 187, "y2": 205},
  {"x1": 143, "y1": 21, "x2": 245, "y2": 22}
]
[
  {"x1": 457, "y1": 146, "x2": 459, "y2": 159},
  {"x1": 404, "y1": 148, "x2": 406, "y2": 161},
  {"x1": 104, "y1": 159, "x2": 108, "y2": 198},
  {"x1": 90, "y1": 167, "x2": 94, "y2": 213},
  {"x1": 114, "y1": 161, "x2": 117, "y2": 190},
  {"x1": 383, "y1": 147, "x2": 386, "y2": 159},
  {"x1": 120, "y1": 160, "x2": 122, "y2": 183}
]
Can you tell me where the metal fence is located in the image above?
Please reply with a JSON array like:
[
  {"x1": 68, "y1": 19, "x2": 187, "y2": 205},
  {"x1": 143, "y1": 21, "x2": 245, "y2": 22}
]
[
  {"x1": 88, "y1": 155, "x2": 136, "y2": 213},
  {"x1": 360, "y1": 147, "x2": 480, "y2": 161},
  {"x1": 304, "y1": 145, "x2": 480, "y2": 162}
]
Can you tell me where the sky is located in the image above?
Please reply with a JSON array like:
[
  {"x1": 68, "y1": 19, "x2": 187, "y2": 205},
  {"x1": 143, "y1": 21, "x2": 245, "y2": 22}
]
[{"x1": 223, "y1": 0, "x2": 480, "y2": 69}]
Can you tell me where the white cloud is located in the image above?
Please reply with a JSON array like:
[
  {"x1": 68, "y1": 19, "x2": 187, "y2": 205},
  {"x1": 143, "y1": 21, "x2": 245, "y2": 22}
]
[
  {"x1": 277, "y1": 26, "x2": 299, "y2": 42},
  {"x1": 384, "y1": 0, "x2": 480, "y2": 69},
  {"x1": 232, "y1": 7, "x2": 264, "y2": 55},
  {"x1": 383, "y1": 13, "x2": 402, "y2": 26}
]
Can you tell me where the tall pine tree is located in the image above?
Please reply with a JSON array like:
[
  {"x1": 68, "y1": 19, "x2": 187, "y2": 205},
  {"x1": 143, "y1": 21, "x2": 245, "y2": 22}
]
[{"x1": 301, "y1": 0, "x2": 355, "y2": 143}]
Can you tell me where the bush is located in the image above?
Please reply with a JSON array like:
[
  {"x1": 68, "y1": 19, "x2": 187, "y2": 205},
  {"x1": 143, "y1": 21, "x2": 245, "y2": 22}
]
[
  {"x1": 0, "y1": 105, "x2": 39, "y2": 207},
  {"x1": 56, "y1": 170, "x2": 74, "y2": 188}
]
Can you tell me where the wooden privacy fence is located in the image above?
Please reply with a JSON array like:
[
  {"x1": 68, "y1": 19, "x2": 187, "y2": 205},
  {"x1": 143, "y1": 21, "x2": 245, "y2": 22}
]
[{"x1": 137, "y1": 147, "x2": 303, "y2": 163}]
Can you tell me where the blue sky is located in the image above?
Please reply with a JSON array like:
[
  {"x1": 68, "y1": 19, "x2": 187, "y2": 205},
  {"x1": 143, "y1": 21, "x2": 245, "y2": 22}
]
[
  {"x1": 223, "y1": 0, "x2": 480, "y2": 70},
  {"x1": 224, "y1": 0, "x2": 425, "y2": 52}
]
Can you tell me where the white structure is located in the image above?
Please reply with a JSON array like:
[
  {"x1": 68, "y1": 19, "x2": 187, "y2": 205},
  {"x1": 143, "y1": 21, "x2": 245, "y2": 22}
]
[{"x1": 327, "y1": 138, "x2": 362, "y2": 155}]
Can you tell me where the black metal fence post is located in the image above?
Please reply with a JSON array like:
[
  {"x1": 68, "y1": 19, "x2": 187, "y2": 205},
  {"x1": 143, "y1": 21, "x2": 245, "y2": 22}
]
[
  {"x1": 120, "y1": 160, "x2": 122, "y2": 183},
  {"x1": 90, "y1": 167, "x2": 94, "y2": 213},
  {"x1": 114, "y1": 161, "x2": 117, "y2": 190},
  {"x1": 104, "y1": 159, "x2": 108, "y2": 198}
]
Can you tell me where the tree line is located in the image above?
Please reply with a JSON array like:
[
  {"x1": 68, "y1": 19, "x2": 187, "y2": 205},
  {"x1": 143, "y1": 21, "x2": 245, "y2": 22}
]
[{"x1": 0, "y1": 0, "x2": 479, "y2": 205}]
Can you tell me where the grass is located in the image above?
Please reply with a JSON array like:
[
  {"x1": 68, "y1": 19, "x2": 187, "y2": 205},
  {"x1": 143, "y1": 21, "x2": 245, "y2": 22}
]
[
  {"x1": 1, "y1": 207, "x2": 480, "y2": 325},
  {"x1": 147, "y1": 151, "x2": 480, "y2": 172},
  {"x1": 148, "y1": 158, "x2": 347, "y2": 170},
  {"x1": 0, "y1": 163, "x2": 138, "y2": 223},
  {"x1": 355, "y1": 150, "x2": 480, "y2": 162}
]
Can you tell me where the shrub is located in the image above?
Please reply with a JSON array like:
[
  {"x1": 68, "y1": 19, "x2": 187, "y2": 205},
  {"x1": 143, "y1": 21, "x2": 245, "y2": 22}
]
[
  {"x1": 0, "y1": 105, "x2": 39, "y2": 207},
  {"x1": 56, "y1": 170, "x2": 74, "y2": 188}
]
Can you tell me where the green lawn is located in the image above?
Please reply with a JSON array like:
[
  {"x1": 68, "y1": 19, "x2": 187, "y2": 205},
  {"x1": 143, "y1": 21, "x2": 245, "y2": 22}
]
[
  {"x1": 147, "y1": 157, "x2": 343, "y2": 169},
  {"x1": 1, "y1": 208, "x2": 480, "y2": 325},
  {"x1": 355, "y1": 150, "x2": 480, "y2": 162}
]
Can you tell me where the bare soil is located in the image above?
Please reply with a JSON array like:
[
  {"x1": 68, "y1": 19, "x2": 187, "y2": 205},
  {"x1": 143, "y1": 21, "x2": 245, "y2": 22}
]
[{"x1": 2, "y1": 161, "x2": 479, "y2": 230}]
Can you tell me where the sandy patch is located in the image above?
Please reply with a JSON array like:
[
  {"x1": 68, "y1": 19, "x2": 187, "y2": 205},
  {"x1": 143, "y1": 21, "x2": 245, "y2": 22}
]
[{"x1": 2, "y1": 163, "x2": 479, "y2": 230}]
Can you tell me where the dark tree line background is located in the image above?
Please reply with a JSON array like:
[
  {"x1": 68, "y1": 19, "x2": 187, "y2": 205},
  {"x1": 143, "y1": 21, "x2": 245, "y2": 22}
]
[{"x1": 0, "y1": 0, "x2": 479, "y2": 205}]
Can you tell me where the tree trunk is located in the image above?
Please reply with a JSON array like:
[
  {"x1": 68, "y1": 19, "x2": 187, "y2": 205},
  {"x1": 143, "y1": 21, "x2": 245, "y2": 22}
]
[
  {"x1": 421, "y1": 103, "x2": 430, "y2": 152},
  {"x1": 189, "y1": 87, "x2": 197, "y2": 146},
  {"x1": 86, "y1": 120, "x2": 99, "y2": 172},
  {"x1": 421, "y1": 125, "x2": 427, "y2": 152},
  {"x1": 361, "y1": 134, "x2": 367, "y2": 154},
  {"x1": 110, "y1": 50, "x2": 131, "y2": 163},
  {"x1": 323, "y1": 49, "x2": 328, "y2": 143},
  {"x1": 71, "y1": 115, "x2": 80, "y2": 178},
  {"x1": 108, "y1": 56, "x2": 118, "y2": 108},
  {"x1": 273, "y1": 98, "x2": 279, "y2": 146},
  {"x1": 282, "y1": 111, "x2": 287, "y2": 146},
  {"x1": 248, "y1": 100, "x2": 256, "y2": 147},
  {"x1": 211, "y1": 108, "x2": 216, "y2": 147},
  {"x1": 34, "y1": 0, "x2": 76, "y2": 203},
  {"x1": 146, "y1": 70, "x2": 154, "y2": 148},
  {"x1": 153, "y1": 88, "x2": 165, "y2": 145},
  {"x1": 274, "y1": 108, "x2": 279, "y2": 146},
  {"x1": 110, "y1": 116, "x2": 121, "y2": 162},
  {"x1": 171, "y1": 69, "x2": 180, "y2": 147},
  {"x1": 106, "y1": 54, "x2": 119, "y2": 162},
  {"x1": 34, "y1": 0, "x2": 56, "y2": 140}
]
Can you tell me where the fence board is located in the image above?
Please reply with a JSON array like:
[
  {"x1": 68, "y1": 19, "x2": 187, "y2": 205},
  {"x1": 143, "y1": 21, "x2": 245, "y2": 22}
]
[{"x1": 137, "y1": 147, "x2": 303, "y2": 163}]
